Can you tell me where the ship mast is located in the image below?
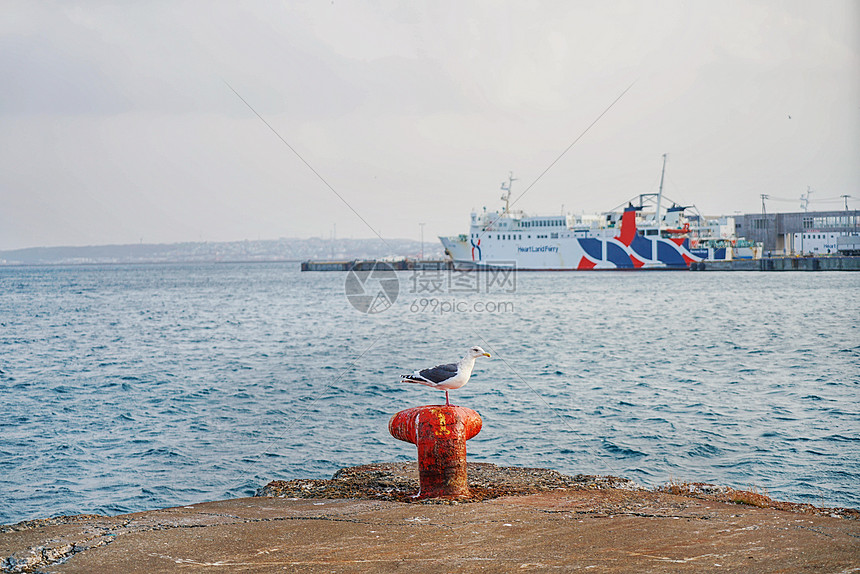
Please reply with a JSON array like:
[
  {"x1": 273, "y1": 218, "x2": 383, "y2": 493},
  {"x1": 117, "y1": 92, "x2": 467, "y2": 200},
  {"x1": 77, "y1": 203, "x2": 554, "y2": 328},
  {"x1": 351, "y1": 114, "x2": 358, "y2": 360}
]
[
  {"x1": 656, "y1": 153, "x2": 667, "y2": 231},
  {"x1": 648, "y1": 154, "x2": 668, "y2": 266},
  {"x1": 500, "y1": 172, "x2": 517, "y2": 216}
]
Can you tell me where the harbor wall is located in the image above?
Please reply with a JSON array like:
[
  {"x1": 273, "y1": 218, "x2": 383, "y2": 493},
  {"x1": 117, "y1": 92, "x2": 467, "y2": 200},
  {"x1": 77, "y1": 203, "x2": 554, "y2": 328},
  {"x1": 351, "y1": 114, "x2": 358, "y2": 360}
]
[
  {"x1": 692, "y1": 256, "x2": 860, "y2": 271},
  {"x1": 301, "y1": 259, "x2": 453, "y2": 271},
  {"x1": 303, "y1": 257, "x2": 860, "y2": 271}
]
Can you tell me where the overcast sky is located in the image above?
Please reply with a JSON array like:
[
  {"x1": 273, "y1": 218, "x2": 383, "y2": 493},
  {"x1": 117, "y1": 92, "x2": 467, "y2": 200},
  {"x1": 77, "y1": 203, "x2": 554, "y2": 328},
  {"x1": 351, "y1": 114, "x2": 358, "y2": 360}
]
[{"x1": 1, "y1": 1, "x2": 858, "y2": 250}]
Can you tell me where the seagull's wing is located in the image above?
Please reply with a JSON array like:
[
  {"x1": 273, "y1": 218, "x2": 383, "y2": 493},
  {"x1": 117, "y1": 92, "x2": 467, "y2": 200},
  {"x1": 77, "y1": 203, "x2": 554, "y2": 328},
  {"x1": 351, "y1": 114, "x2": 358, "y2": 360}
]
[
  {"x1": 403, "y1": 362, "x2": 458, "y2": 385},
  {"x1": 417, "y1": 362, "x2": 459, "y2": 383}
]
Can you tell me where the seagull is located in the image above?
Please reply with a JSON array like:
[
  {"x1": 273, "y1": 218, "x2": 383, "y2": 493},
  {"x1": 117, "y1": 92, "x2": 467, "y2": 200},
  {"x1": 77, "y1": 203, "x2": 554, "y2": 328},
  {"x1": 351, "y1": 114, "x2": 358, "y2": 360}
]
[{"x1": 400, "y1": 346, "x2": 491, "y2": 406}]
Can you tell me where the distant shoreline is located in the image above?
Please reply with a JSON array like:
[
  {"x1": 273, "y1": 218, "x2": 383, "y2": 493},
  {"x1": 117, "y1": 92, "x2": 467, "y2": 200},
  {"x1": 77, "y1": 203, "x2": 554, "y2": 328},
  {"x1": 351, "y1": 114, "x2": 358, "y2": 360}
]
[
  {"x1": 0, "y1": 237, "x2": 442, "y2": 266},
  {"x1": 0, "y1": 258, "x2": 306, "y2": 268}
]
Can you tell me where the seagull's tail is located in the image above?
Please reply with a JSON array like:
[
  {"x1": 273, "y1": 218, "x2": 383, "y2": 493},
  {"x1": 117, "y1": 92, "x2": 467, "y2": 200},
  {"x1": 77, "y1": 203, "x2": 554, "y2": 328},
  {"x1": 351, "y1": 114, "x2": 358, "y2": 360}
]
[{"x1": 400, "y1": 375, "x2": 421, "y2": 384}]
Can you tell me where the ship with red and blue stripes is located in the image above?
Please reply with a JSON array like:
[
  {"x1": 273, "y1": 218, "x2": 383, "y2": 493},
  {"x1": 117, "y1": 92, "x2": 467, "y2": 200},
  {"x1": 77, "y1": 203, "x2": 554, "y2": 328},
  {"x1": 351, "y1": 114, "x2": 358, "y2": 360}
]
[{"x1": 440, "y1": 161, "x2": 761, "y2": 271}]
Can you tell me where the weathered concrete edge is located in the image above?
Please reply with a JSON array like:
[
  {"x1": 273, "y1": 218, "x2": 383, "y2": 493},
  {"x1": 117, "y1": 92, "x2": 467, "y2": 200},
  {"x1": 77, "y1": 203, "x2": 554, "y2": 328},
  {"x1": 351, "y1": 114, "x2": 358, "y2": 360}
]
[
  {"x1": 4, "y1": 463, "x2": 857, "y2": 533},
  {"x1": 2, "y1": 463, "x2": 858, "y2": 574}
]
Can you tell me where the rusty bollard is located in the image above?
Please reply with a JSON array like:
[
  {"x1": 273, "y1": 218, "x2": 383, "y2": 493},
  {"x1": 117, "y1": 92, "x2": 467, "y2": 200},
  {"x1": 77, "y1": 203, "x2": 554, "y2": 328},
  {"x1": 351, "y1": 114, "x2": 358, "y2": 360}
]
[{"x1": 389, "y1": 405, "x2": 482, "y2": 499}]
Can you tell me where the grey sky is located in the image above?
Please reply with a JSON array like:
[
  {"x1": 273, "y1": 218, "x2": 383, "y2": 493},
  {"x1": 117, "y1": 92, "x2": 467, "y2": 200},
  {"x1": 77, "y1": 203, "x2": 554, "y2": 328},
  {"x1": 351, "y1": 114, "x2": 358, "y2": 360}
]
[{"x1": 1, "y1": 1, "x2": 858, "y2": 250}]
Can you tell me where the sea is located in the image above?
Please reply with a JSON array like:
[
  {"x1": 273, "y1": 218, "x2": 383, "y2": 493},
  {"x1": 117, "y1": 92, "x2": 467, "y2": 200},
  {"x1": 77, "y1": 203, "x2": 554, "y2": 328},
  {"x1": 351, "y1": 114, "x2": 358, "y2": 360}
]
[{"x1": 1, "y1": 262, "x2": 858, "y2": 525}]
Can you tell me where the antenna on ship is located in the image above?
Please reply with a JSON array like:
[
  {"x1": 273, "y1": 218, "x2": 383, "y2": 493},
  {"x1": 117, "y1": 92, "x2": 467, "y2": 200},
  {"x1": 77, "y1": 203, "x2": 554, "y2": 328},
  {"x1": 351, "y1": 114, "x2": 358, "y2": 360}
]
[
  {"x1": 500, "y1": 172, "x2": 517, "y2": 215},
  {"x1": 656, "y1": 153, "x2": 667, "y2": 230}
]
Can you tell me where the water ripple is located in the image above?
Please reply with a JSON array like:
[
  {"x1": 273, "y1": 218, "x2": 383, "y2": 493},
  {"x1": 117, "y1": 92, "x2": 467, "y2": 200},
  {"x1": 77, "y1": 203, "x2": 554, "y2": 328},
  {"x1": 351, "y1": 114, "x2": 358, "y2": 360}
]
[{"x1": 0, "y1": 264, "x2": 858, "y2": 524}]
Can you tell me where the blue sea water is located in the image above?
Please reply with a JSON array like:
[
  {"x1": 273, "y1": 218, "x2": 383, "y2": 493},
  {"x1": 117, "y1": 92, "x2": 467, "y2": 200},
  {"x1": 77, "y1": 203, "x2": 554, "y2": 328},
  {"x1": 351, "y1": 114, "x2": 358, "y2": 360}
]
[{"x1": 0, "y1": 263, "x2": 858, "y2": 525}]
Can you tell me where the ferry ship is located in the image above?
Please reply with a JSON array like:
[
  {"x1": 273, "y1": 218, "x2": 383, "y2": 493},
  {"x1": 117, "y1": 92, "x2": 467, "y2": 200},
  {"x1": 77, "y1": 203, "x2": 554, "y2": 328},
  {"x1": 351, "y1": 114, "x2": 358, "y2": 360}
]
[{"x1": 440, "y1": 157, "x2": 761, "y2": 270}]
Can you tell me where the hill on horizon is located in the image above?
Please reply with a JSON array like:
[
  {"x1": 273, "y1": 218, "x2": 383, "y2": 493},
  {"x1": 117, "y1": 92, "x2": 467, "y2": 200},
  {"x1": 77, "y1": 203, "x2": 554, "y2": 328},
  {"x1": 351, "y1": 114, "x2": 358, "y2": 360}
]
[{"x1": 0, "y1": 237, "x2": 445, "y2": 265}]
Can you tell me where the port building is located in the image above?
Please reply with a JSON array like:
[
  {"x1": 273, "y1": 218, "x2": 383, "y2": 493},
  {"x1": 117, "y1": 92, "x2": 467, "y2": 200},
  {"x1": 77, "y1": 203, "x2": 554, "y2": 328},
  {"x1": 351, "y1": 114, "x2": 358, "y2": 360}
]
[{"x1": 736, "y1": 209, "x2": 860, "y2": 256}]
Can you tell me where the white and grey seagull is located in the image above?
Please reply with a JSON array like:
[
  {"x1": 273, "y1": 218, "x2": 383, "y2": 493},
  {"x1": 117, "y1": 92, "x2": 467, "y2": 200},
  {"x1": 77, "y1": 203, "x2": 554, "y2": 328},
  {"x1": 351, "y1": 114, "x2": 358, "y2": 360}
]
[{"x1": 400, "y1": 346, "x2": 491, "y2": 406}]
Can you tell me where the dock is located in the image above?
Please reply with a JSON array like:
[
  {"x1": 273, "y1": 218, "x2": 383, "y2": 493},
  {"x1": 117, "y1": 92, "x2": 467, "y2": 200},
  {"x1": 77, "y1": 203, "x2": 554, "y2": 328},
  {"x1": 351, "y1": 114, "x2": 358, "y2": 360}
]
[
  {"x1": 301, "y1": 259, "x2": 453, "y2": 271},
  {"x1": 301, "y1": 257, "x2": 860, "y2": 272},
  {"x1": 691, "y1": 256, "x2": 860, "y2": 271}
]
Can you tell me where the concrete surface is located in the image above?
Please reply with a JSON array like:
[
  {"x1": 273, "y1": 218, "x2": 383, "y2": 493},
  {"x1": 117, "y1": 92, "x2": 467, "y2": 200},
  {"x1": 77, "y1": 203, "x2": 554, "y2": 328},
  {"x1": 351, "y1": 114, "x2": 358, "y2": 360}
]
[{"x1": 2, "y1": 489, "x2": 858, "y2": 573}]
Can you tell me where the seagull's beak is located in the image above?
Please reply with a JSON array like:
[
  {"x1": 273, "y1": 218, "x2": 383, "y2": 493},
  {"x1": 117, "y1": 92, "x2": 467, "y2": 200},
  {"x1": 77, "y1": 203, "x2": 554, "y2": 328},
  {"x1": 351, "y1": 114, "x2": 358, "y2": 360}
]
[{"x1": 483, "y1": 352, "x2": 491, "y2": 357}]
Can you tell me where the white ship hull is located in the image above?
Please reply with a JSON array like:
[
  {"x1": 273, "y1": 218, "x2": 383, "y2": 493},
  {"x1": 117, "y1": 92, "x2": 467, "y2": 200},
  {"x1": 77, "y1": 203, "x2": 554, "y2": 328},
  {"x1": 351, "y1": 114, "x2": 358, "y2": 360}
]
[
  {"x1": 439, "y1": 169, "x2": 759, "y2": 271},
  {"x1": 440, "y1": 204, "x2": 714, "y2": 270},
  {"x1": 440, "y1": 233, "x2": 705, "y2": 270}
]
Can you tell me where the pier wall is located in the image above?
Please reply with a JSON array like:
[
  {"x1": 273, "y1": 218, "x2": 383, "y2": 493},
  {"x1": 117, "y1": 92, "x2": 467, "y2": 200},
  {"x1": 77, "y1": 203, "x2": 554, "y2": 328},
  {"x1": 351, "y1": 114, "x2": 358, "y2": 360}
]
[
  {"x1": 693, "y1": 256, "x2": 860, "y2": 271},
  {"x1": 303, "y1": 257, "x2": 859, "y2": 272},
  {"x1": 302, "y1": 259, "x2": 452, "y2": 271}
]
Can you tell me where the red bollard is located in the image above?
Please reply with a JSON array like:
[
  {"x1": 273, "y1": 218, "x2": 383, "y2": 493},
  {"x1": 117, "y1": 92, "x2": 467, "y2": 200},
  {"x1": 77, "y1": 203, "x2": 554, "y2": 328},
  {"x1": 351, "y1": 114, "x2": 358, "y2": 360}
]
[{"x1": 389, "y1": 405, "x2": 482, "y2": 499}]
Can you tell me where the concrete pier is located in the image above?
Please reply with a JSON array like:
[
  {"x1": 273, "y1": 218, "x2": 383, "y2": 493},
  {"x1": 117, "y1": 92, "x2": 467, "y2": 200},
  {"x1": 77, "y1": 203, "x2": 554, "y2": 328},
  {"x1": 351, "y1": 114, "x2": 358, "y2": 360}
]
[
  {"x1": 691, "y1": 255, "x2": 860, "y2": 271},
  {"x1": 2, "y1": 464, "x2": 857, "y2": 573},
  {"x1": 301, "y1": 257, "x2": 860, "y2": 272},
  {"x1": 301, "y1": 259, "x2": 452, "y2": 271}
]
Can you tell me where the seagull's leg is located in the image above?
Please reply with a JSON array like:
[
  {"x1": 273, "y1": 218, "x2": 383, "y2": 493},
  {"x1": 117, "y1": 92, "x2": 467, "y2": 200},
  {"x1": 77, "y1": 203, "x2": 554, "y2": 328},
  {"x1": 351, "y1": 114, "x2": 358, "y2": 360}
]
[{"x1": 445, "y1": 391, "x2": 450, "y2": 406}]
